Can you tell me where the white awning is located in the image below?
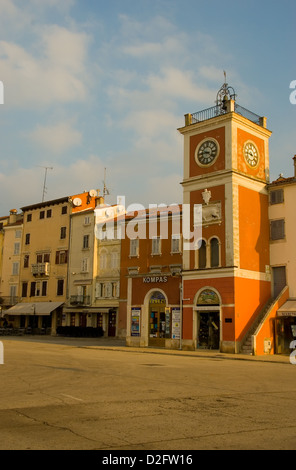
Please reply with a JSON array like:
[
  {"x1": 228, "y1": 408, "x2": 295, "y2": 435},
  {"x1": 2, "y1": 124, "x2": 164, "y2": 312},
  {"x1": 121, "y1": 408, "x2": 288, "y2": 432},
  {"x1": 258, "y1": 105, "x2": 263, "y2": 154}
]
[
  {"x1": 277, "y1": 300, "x2": 296, "y2": 317},
  {"x1": 5, "y1": 302, "x2": 64, "y2": 316}
]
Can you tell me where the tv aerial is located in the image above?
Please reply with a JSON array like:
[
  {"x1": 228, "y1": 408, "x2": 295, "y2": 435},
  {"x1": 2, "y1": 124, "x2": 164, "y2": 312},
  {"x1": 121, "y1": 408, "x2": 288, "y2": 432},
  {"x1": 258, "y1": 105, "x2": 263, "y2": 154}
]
[{"x1": 38, "y1": 166, "x2": 53, "y2": 202}]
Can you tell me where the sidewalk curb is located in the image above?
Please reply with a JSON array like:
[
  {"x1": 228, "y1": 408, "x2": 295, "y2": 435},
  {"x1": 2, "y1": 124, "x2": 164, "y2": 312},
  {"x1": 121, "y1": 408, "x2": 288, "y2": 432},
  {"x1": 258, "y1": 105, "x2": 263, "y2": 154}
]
[{"x1": 84, "y1": 345, "x2": 292, "y2": 365}]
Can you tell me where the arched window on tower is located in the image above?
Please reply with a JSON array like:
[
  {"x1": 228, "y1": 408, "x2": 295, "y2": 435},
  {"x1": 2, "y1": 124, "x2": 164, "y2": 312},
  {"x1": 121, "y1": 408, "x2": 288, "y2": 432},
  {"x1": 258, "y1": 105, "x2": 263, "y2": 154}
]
[
  {"x1": 210, "y1": 237, "x2": 220, "y2": 268},
  {"x1": 198, "y1": 240, "x2": 207, "y2": 269}
]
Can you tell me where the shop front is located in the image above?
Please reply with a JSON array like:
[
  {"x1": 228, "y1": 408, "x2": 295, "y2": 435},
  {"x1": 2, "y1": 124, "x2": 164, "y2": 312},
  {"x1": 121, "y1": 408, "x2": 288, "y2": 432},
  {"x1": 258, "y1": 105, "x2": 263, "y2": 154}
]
[
  {"x1": 61, "y1": 307, "x2": 118, "y2": 337},
  {"x1": 275, "y1": 300, "x2": 296, "y2": 355},
  {"x1": 126, "y1": 275, "x2": 181, "y2": 349},
  {"x1": 4, "y1": 301, "x2": 64, "y2": 335}
]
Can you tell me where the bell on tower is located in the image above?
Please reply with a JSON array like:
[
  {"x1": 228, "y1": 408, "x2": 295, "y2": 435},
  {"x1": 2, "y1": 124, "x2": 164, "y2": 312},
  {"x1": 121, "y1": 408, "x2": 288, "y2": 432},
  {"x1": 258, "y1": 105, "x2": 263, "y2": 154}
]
[{"x1": 215, "y1": 71, "x2": 237, "y2": 114}]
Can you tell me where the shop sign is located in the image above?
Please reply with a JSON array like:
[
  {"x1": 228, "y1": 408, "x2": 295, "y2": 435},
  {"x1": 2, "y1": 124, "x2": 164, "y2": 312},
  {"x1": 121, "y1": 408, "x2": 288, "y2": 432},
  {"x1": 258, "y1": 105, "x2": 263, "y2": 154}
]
[
  {"x1": 143, "y1": 276, "x2": 168, "y2": 283},
  {"x1": 172, "y1": 307, "x2": 181, "y2": 339},
  {"x1": 131, "y1": 308, "x2": 140, "y2": 336},
  {"x1": 277, "y1": 311, "x2": 296, "y2": 317}
]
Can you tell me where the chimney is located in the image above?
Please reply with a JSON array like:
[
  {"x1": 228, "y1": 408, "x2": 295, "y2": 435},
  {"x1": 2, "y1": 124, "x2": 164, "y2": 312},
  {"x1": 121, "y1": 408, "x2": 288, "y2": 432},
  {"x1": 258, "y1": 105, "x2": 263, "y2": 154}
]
[
  {"x1": 9, "y1": 209, "x2": 17, "y2": 224},
  {"x1": 293, "y1": 155, "x2": 296, "y2": 177}
]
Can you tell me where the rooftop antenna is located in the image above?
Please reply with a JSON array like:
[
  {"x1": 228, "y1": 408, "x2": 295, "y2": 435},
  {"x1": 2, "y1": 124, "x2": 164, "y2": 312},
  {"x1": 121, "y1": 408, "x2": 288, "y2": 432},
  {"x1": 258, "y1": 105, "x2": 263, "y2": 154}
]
[
  {"x1": 103, "y1": 167, "x2": 110, "y2": 198},
  {"x1": 39, "y1": 166, "x2": 53, "y2": 202}
]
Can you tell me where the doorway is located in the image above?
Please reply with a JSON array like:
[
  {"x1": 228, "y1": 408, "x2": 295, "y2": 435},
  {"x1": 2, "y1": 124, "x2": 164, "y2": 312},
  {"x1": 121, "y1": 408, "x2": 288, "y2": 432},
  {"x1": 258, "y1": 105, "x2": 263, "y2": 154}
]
[
  {"x1": 197, "y1": 311, "x2": 220, "y2": 349},
  {"x1": 108, "y1": 310, "x2": 117, "y2": 337},
  {"x1": 148, "y1": 291, "x2": 168, "y2": 347}
]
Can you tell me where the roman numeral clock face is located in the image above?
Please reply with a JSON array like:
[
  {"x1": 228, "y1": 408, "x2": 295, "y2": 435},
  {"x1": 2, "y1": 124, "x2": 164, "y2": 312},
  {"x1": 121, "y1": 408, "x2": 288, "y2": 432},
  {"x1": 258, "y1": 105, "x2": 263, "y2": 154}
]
[
  {"x1": 244, "y1": 141, "x2": 260, "y2": 168},
  {"x1": 195, "y1": 139, "x2": 219, "y2": 167}
]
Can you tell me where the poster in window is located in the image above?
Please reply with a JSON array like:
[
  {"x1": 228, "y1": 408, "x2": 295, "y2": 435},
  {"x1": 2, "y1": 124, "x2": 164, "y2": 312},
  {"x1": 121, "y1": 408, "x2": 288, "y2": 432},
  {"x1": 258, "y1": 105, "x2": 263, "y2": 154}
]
[
  {"x1": 172, "y1": 307, "x2": 181, "y2": 339},
  {"x1": 131, "y1": 308, "x2": 141, "y2": 336}
]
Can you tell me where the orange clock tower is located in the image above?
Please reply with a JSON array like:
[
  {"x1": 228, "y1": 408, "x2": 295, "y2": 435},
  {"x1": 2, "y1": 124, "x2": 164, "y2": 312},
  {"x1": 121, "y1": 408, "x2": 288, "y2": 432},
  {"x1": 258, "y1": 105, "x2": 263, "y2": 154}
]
[{"x1": 178, "y1": 79, "x2": 272, "y2": 353}]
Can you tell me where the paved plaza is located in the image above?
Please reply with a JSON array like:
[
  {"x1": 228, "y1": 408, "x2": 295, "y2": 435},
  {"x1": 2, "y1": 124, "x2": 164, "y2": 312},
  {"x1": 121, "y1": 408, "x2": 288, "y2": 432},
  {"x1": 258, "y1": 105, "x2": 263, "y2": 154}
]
[{"x1": 0, "y1": 336, "x2": 295, "y2": 450}]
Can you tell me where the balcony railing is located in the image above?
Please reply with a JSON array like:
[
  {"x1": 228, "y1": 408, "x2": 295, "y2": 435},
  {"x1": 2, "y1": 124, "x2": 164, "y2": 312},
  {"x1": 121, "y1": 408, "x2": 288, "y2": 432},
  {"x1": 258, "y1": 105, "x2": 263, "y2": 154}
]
[
  {"x1": 0, "y1": 296, "x2": 20, "y2": 307},
  {"x1": 31, "y1": 263, "x2": 50, "y2": 276},
  {"x1": 188, "y1": 102, "x2": 262, "y2": 126},
  {"x1": 69, "y1": 295, "x2": 91, "y2": 306}
]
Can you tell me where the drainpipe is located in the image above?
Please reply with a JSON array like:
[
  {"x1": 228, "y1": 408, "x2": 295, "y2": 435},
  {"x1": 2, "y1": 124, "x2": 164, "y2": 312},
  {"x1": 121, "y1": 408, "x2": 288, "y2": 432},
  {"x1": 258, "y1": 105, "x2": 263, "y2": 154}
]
[{"x1": 179, "y1": 279, "x2": 183, "y2": 350}]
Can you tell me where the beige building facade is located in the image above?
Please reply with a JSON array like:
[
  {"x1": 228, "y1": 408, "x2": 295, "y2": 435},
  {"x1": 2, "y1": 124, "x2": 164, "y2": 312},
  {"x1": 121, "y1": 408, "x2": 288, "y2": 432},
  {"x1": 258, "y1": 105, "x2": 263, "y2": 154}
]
[{"x1": 6, "y1": 197, "x2": 72, "y2": 333}]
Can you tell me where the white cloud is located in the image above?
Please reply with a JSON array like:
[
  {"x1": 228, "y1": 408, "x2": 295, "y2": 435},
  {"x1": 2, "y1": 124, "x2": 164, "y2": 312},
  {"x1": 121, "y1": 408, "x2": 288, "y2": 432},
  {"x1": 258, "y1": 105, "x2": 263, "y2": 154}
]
[
  {"x1": 28, "y1": 121, "x2": 82, "y2": 154},
  {"x1": 0, "y1": 24, "x2": 90, "y2": 107}
]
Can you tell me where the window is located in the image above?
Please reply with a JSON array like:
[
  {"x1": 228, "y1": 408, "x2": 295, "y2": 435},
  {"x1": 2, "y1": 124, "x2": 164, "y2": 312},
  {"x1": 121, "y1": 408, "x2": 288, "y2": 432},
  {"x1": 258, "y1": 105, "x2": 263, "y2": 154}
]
[
  {"x1": 83, "y1": 234, "x2": 90, "y2": 249},
  {"x1": 47, "y1": 209, "x2": 52, "y2": 218},
  {"x1": 22, "y1": 282, "x2": 28, "y2": 298},
  {"x1": 40, "y1": 210, "x2": 45, "y2": 219},
  {"x1": 15, "y1": 230, "x2": 21, "y2": 239},
  {"x1": 270, "y1": 219, "x2": 285, "y2": 240},
  {"x1": 130, "y1": 239, "x2": 139, "y2": 257},
  {"x1": 198, "y1": 240, "x2": 207, "y2": 269},
  {"x1": 57, "y1": 279, "x2": 64, "y2": 296},
  {"x1": 210, "y1": 238, "x2": 220, "y2": 268},
  {"x1": 270, "y1": 189, "x2": 284, "y2": 205},
  {"x1": 10, "y1": 285, "x2": 17, "y2": 301},
  {"x1": 42, "y1": 281, "x2": 48, "y2": 297},
  {"x1": 25, "y1": 233, "x2": 30, "y2": 245},
  {"x1": 81, "y1": 258, "x2": 89, "y2": 273},
  {"x1": 171, "y1": 234, "x2": 181, "y2": 253},
  {"x1": 14, "y1": 243, "x2": 20, "y2": 255},
  {"x1": 152, "y1": 237, "x2": 161, "y2": 255},
  {"x1": 61, "y1": 206, "x2": 68, "y2": 215},
  {"x1": 12, "y1": 262, "x2": 19, "y2": 275},
  {"x1": 60, "y1": 226, "x2": 67, "y2": 239},
  {"x1": 30, "y1": 282, "x2": 36, "y2": 297},
  {"x1": 37, "y1": 253, "x2": 50, "y2": 263},
  {"x1": 100, "y1": 251, "x2": 107, "y2": 270},
  {"x1": 111, "y1": 251, "x2": 119, "y2": 269},
  {"x1": 24, "y1": 255, "x2": 29, "y2": 268},
  {"x1": 84, "y1": 216, "x2": 91, "y2": 225},
  {"x1": 27, "y1": 214, "x2": 32, "y2": 222},
  {"x1": 56, "y1": 250, "x2": 68, "y2": 265}
]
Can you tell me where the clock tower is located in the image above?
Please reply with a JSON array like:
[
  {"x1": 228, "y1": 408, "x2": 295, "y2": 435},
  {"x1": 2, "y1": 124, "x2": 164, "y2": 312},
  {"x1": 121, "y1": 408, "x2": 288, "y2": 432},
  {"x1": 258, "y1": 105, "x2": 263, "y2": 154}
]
[{"x1": 179, "y1": 79, "x2": 272, "y2": 353}]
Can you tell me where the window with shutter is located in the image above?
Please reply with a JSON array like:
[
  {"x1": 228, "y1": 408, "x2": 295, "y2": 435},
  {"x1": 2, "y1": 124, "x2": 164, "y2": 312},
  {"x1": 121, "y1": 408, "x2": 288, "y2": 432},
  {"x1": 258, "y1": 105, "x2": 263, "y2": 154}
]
[{"x1": 270, "y1": 219, "x2": 285, "y2": 240}]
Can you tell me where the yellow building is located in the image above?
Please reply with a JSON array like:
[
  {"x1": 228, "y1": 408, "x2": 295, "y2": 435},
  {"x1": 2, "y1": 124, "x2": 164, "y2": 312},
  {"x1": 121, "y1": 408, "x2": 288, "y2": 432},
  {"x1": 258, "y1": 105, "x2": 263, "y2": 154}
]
[
  {"x1": 6, "y1": 197, "x2": 72, "y2": 333},
  {"x1": 0, "y1": 210, "x2": 22, "y2": 321}
]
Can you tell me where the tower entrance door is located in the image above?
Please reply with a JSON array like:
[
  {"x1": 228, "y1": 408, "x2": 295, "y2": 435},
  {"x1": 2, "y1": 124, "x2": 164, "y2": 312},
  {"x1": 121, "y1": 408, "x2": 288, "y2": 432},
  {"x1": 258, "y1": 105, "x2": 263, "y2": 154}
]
[
  {"x1": 196, "y1": 288, "x2": 221, "y2": 350},
  {"x1": 197, "y1": 311, "x2": 220, "y2": 350}
]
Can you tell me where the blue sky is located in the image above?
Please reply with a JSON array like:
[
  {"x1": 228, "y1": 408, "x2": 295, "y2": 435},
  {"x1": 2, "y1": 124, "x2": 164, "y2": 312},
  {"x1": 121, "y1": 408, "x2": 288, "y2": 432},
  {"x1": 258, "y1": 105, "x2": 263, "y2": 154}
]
[{"x1": 0, "y1": 0, "x2": 295, "y2": 215}]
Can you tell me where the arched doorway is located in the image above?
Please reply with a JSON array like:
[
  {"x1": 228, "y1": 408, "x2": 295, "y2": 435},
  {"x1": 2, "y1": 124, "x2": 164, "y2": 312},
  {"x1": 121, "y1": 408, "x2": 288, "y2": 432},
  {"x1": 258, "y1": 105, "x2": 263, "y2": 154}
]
[
  {"x1": 148, "y1": 291, "x2": 168, "y2": 347},
  {"x1": 196, "y1": 288, "x2": 220, "y2": 350}
]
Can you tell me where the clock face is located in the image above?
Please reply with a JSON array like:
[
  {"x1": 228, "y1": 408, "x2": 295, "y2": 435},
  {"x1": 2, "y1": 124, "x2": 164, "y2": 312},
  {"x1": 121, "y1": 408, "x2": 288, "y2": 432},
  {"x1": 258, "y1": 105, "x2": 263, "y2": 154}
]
[
  {"x1": 244, "y1": 141, "x2": 259, "y2": 168},
  {"x1": 196, "y1": 139, "x2": 219, "y2": 166}
]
